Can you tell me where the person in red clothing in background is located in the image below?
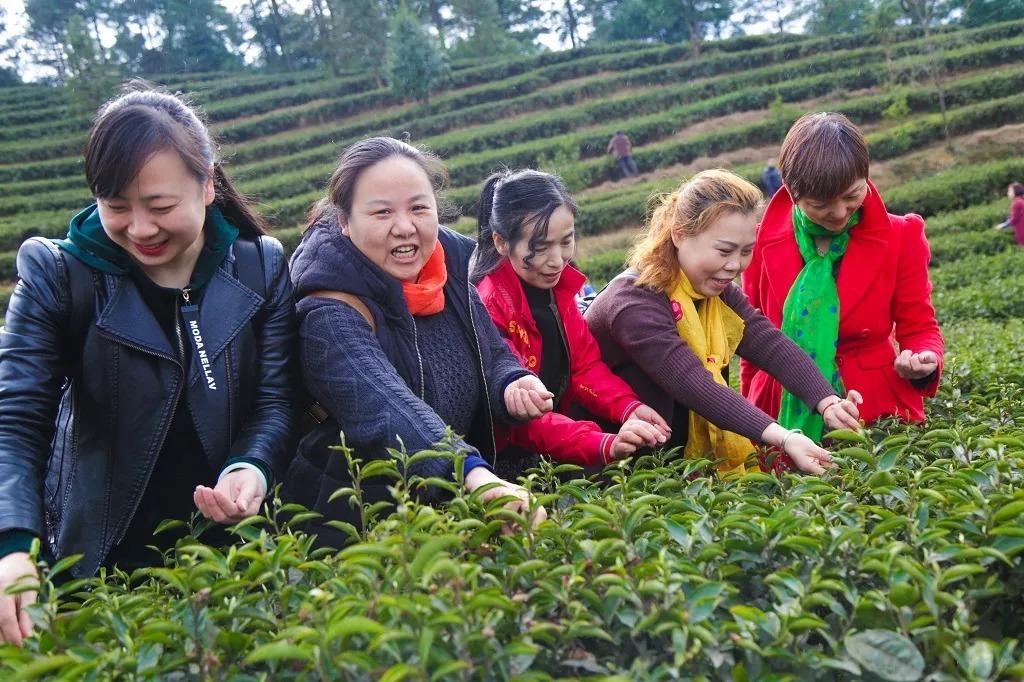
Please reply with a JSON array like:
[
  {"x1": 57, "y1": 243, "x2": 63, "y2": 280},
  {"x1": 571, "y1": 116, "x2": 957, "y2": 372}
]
[
  {"x1": 741, "y1": 112, "x2": 944, "y2": 448},
  {"x1": 471, "y1": 169, "x2": 669, "y2": 481},
  {"x1": 994, "y1": 182, "x2": 1024, "y2": 247}
]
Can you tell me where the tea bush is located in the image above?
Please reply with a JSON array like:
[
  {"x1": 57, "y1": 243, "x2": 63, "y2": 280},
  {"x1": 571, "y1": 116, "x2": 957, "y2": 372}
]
[{"x1": 2, "y1": 385, "x2": 1023, "y2": 680}]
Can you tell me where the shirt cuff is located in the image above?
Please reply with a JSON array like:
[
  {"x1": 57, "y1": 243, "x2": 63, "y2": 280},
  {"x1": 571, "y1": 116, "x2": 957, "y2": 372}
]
[
  {"x1": 0, "y1": 530, "x2": 36, "y2": 560},
  {"x1": 580, "y1": 430, "x2": 615, "y2": 466},
  {"x1": 910, "y1": 369, "x2": 939, "y2": 391},
  {"x1": 463, "y1": 455, "x2": 493, "y2": 477},
  {"x1": 619, "y1": 400, "x2": 643, "y2": 423},
  {"x1": 219, "y1": 458, "x2": 270, "y2": 497}
]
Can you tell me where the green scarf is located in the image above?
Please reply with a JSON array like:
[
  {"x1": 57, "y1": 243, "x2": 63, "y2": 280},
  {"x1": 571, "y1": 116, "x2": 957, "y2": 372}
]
[
  {"x1": 777, "y1": 206, "x2": 859, "y2": 441},
  {"x1": 58, "y1": 203, "x2": 239, "y2": 294}
]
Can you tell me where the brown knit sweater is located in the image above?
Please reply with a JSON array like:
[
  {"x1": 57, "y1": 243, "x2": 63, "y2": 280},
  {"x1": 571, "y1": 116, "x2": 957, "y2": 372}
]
[{"x1": 584, "y1": 271, "x2": 837, "y2": 448}]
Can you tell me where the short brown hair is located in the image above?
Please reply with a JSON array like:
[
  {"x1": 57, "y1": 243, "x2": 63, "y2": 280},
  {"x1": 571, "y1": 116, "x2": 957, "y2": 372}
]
[
  {"x1": 629, "y1": 169, "x2": 764, "y2": 294},
  {"x1": 778, "y1": 112, "x2": 869, "y2": 202}
]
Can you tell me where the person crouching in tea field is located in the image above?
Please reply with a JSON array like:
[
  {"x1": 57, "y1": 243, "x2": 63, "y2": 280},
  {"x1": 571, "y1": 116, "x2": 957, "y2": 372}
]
[
  {"x1": 741, "y1": 113, "x2": 944, "y2": 454},
  {"x1": 585, "y1": 169, "x2": 863, "y2": 477},
  {"x1": 0, "y1": 83, "x2": 297, "y2": 644},
  {"x1": 471, "y1": 169, "x2": 670, "y2": 480},
  {"x1": 282, "y1": 138, "x2": 550, "y2": 549}
]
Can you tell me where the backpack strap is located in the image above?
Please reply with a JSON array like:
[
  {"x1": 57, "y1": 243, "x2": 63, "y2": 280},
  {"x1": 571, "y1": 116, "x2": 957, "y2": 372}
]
[
  {"x1": 232, "y1": 236, "x2": 266, "y2": 301},
  {"x1": 306, "y1": 290, "x2": 376, "y2": 333},
  {"x1": 53, "y1": 242, "x2": 97, "y2": 364},
  {"x1": 301, "y1": 290, "x2": 377, "y2": 427}
]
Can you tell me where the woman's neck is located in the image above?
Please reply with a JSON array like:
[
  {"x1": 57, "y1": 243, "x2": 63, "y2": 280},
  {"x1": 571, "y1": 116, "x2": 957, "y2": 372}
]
[{"x1": 139, "y1": 232, "x2": 206, "y2": 290}]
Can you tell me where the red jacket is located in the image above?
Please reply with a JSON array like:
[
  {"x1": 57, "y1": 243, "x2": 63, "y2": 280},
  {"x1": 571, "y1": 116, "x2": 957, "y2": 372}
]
[
  {"x1": 740, "y1": 182, "x2": 944, "y2": 425},
  {"x1": 1009, "y1": 197, "x2": 1024, "y2": 245},
  {"x1": 477, "y1": 260, "x2": 642, "y2": 465}
]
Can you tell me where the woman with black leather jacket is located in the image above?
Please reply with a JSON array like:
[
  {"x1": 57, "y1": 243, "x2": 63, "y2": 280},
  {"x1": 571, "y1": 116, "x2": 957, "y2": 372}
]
[{"x1": 0, "y1": 83, "x2": 296, "y2": 644}]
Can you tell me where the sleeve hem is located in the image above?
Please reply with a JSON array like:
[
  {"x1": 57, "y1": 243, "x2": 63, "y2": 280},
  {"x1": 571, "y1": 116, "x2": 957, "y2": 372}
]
[{"x1": 0, "y1": 530, "x2": 37, "y2": 559}]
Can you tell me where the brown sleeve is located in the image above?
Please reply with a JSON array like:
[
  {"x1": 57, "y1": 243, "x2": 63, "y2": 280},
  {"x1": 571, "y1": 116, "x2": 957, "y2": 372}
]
[
  {"x1": 723, "y1": 284, "x2": 838, "y2": 409},
  {"x1": 606, "y1": 282, "x2": 776, "y2": 442}
]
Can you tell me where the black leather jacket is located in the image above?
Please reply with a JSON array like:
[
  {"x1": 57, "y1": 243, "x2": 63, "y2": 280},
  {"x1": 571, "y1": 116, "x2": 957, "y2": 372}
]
[{"x1": 0, "y1": 236, "x2": 296, "y2": 577}]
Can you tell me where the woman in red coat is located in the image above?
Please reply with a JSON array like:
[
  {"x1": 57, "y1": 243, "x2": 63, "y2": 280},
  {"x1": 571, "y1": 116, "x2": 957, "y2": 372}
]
[
  {"x1": 472, "y1": 169, "x2": 669, "y2": 480},
  {"x1": 741, "y1": 112, "x2": 944, "y2": 440}
]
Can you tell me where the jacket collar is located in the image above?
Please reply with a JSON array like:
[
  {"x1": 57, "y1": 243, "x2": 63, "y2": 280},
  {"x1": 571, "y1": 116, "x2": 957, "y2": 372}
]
[
  {"x1": 291, "y1": 217, "x2": 473, "y2": 328},
  {"x1": 758, "y1": 180, "x2": 891, "y2": 315},
  {"x1": 96, "y1": 247, "x2": 262, "y2": 373},
  {"x1": 479, "y1": 258, "x2": 586, "y2": 317}
]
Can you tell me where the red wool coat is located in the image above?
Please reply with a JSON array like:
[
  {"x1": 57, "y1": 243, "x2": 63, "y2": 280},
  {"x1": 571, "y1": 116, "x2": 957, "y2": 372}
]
[
  {"x1": 477, "y1": 260, "x2": 642, "y2": 466},
  {"x1": 740, "y1": 182, "x2": 945, "y2": 425}
]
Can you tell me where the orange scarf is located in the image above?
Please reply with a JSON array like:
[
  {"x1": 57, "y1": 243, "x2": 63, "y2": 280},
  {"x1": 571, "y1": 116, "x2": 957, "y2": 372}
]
[{"x1": 402, "y1": 241, "x2": 447, "y2": 315}]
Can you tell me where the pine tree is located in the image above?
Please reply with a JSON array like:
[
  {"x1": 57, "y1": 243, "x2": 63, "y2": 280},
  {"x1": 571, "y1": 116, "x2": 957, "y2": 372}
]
[{"x1": 387, "y1": 7, "x2": 448, "y2": 103}]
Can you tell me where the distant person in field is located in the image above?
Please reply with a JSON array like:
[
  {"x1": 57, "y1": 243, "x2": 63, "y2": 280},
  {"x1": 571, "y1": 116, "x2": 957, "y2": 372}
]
[
  {"x1": 762, "y1": 158, "x2": 783, "y2": 198},
  {"x1": 607, "y1": 130, "x2": 639, "y2": 178},
  {"x1": 0, "y1": 83, "x2": 297, "y2": 644},
  {"x1": 282, "y1": 137, "x2": 549, "y2": 549},
  {"x1": 585, "y1": 169, "x2": 861, "y2": 478},
  {"x1": 742, "y1": 112, "x2": 944, "y2": 460},
  {"x1": 994, "y1": 182, "x2": 1024, "y2": 247},
  {"x1": 471, "y1": 169, "x2": 670, "y2": 480}
]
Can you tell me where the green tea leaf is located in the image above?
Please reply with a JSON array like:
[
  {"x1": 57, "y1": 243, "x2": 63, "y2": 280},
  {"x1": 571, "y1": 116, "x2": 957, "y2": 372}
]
[
  {"x1": 244, "y1": 642, "x2": 314, "y2": 664},
  {"x1": 993, "y1": 499, "x2": 1024, "y2": 523},
  {"x1": 11, "y1": 654, "x2": 80, "y2": 680},
  {"x1": 845, "y1": 630, "x2": 924, "y2": 681}
]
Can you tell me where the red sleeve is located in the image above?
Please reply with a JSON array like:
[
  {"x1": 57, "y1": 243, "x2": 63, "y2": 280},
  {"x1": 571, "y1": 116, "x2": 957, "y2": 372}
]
[
  {"x1": 740, "y1": 240, "x2": 766, "y2": 397},
  {"x1": 484, "y1": 292, "x2": 616, "y2": 466},
  {"x1": 1012, "y1": 199, "x2": 1024, "y2": 228},
  {"x1": 501, "y1": 414, "x2": 612, "y2": 467},
  {"x1": 892, "y1": 214, "x2": 945, "y2": 396},
  {"x1": 481, "y1": 290, "x2": 529, "y2": 366},
  {"x1": 563, "y1": 304, "x2": 642, "y2": 424}
]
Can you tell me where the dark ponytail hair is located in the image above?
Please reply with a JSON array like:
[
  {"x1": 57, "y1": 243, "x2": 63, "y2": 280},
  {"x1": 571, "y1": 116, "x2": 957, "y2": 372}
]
[
  {"x1": 470, "y1": 169, "x2": 578, "y2": 284},
  {"x1": 84, "y1": 80, "x2": 268, "y2": 236},
  {"x1": 307, "y1": 136, "x2": 458, "y2": 229}
]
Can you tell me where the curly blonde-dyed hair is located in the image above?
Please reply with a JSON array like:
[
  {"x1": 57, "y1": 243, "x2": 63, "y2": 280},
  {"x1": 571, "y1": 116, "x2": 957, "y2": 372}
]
[{"x1": 629, "y1": 169, "x2": 765, "y2": 294}]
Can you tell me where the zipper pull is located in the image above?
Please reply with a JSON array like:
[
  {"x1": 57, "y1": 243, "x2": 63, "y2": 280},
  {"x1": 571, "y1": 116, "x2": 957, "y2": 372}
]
[{"x1": 181, "y1": 288, "x2": 191, "y2": 305}]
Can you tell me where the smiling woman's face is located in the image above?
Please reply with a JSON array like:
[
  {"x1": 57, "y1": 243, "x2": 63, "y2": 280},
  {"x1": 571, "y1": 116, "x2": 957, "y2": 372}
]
[
  {"x1": 341, "y1": 156, "x2": 440, "y2": 283},
  {"x1": 97, "y1": 148, "x2": 214, "y2": 281},
  {"x1": 497, "y1": 205, "x2": 576, "y2": 290},
  {"x1": 673, "y1": 210, "x2": 757, "y2": 298},
  {"x1": 795, "y1": 178, "x2": 869, "y2": 232}
]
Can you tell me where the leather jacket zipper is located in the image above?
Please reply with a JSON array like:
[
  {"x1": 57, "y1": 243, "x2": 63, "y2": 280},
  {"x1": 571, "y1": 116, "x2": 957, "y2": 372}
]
[{"x1": 111, "y1": 288, "x2": 189, "y2": 546}]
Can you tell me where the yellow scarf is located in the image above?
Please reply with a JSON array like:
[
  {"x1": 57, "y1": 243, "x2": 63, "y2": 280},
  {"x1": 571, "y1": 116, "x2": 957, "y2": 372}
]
[{"x1": 668, "y1": 274, "x2": 754, "y2": 477}]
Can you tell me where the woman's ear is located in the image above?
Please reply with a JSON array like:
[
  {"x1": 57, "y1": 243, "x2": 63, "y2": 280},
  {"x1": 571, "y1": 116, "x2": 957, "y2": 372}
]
[
  {"x1": 203, "y1": 168, "x2": 216, "y2": 206},
  {"x1": 339, "y1": 210, "x2": 350, "y2": 236},
  {"x1": 670, "y1": 227, "x2": 683, "y2": 249},
  {"x1": 492, "y1": 232, "x2": 510, "y2": 257}
]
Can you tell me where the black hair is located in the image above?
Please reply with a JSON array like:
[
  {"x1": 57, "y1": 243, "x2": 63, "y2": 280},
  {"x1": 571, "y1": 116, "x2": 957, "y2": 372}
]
[
  {"x1": 1011, "y1": 182, "x2": 1024, "y2": 198},
  {"x1": 470, "y1": 168, "x2": 578, "y2": 284},
  {"x1": 85, "y1": 80, "x2": 267, "y2": 236},
  {"x1": 308, "y1": 136, "x2": 457, "y2": 229}
]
